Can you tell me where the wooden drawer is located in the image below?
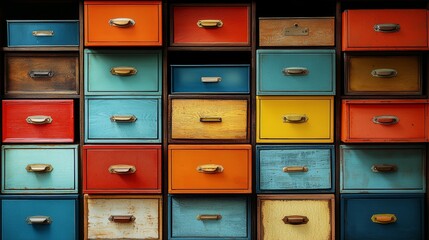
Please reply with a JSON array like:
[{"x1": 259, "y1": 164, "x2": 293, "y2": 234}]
[
  {"x1": 84, "y1": 1, "x2": 162, "y2": 46},
  {"x1": 85, "y1": 49, "x2": 162, "y2": 96},
  {"x1": 259, "y1": 17, "x2": 335, "y2": 47},
  {"x1": 85, "y1": 96, "x2": 161, "y2": 143},
  {"x1": 340, "y1": 145, "x2": 426, "y2": 193},
  {"x1": 169, "y1": 196, "x2": 251, "y2": 239},
  {"x1": 341, "y1": 194, "x2": 425, "y2": 240},
  {"x1": 257, "y1": 96, "x2": 334, "y2": 143},
  {"x1": 4, "y1": 52, "x2": 79, "y2": 97},
  {"x1": 84, "y1": 195, "x2": 162, "y2": 240},
  {"x1": 256, "y1": 145, "x2": 334, "y2": 193},
  {"x1": 169, "y1": 96, "x2": 249, "y2": 143},
  {"x1": 7, "y1": 20, "x2": 79, "y2": 47},
  {"x1": 171, "y1": 65, "x2": 250, "y2": 94},
  {"x1": 344, "y1": 54, "x2": 422, "y2": 95},
  {"x1": 257, "y1": 50, "x2": 335, "y2": 95},
  {"x1": 258, "y1": 194, "x2": 335, "y2": 240},
  {"x1": 2, "y1": 100, "x2": 74, "y2": 143},
  {"x1": 82, "y1": 145, "x2": 161, "y2": 194},
  {"x1": 171, "y1": 4, "x2": 250, "y2": 46},
  {"x1": 2, "y1": 195, "x2": 79, "y2": 240},
  {"x1": 168, "y1": 144, "x2": 252, "y2": 194},
  {"x1": 342, "y1": 9, "x2": 428, "y2": 51},
  {"x1": 341, "y1": 99, "x2": 428, "y2": 142}
]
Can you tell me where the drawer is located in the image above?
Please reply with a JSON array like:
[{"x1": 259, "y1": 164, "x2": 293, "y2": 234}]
[
  {"x1": 256, "y1": 145, "x2": 334, "y2": 193},
  {"x1": 258, "y1": 194, "x2": 335, "y2": 240},
  {"x1": 171, "y1": 64, "x2": 250, "y2": 94},
  {"x1": 169, "y1": 96, "x2": 249, "y2": 143},
  {"x1": 84, "y1": 195, "x2": 162, "y2": 240},
  {"x1": 83, "y1": 145, "x2": 161, "y2": 193},
  {"x1": 171, "y1": 5, "x2": 250, "y2": 46},
  {"x1": 168, "y1": 144, "x2": 252, "y2": 194},
  {"x1": 259, "y1": 17, "x2": 335, "y2": 46},
  {"x1": 341, "y1": 194, "x2": 425, "y2": 240},
  {"x1": 342, "y1": 9, "x2": 428, "y2": 51},
  {"x1": 169, "y1": 196, "x2": 251, "y2": 239},
  {"x1": 344, "y1": 54, "x2": 422, "y2": 95},
  {"x1": 84, "y1": 1, "x2": 162, "y2": 46},
  {"x1": 1, "y1": 145, "x2": 78, "y2": 194},
  {"x1": 257, "y1": 96, "x2": 334, "y2": 143},
  {"x1": 7, "y1": 20, "x2": 79, "y2": 47},
  {"x1": 4, "y1": 52, "x2": 79, "y2": 97},
  {"x1": 2, "y1": 195, "x2": 79, "y2": 240},
  {"x1": 2, "y1": 100, "x2": 74, "y2": 143},
  {"x1": 84, "y1": 49, "x2": 162, "y2": 96},
  {"x1": 85, "y1": 96, "x2": 161, "y2": 143},
  {"x1": 257, "y1": 50, "x2": 335, "y2": 95},
  {"x1": 341, "y1": 99, "x2": 428, "y2": 142}
]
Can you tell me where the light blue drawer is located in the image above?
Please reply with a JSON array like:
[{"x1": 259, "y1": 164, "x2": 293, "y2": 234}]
[
  {"x1": 85, "y1": 96, "x2": 161, "y2": 143},
  {"x1": 340, "y1": 145, "x2": 426, "y2": 193},
  {"x1": 84, "y1": 49, "x2": 162, "y2": 95},
  {"x1": 7, "y1": 20, "x2": 79, "y2": 47},
  {"x1": 257, "y1": 49, "x2": 335, "y2": 95},
  {"x1": 1, "y1": 145, "x2": 78, "y2": 194},
  {"x1": 256, "y1": 145, "x2": 334, "y2": 193},
  {"x1": 171, "y1": 65, "x2": 250, "y2": 94},
  {"x1": 169, "y1": 196, "x2": 251, "y2": 239}
]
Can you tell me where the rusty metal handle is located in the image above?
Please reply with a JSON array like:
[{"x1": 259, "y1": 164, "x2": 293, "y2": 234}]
[
  {"x1": 371, "y1": 164, "x2": 397, "y2": 173},
  {"x1": 282, "y1": 215, "x2": 309, "y2": 225}
]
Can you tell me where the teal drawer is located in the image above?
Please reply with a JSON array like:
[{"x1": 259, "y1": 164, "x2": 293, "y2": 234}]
[
  {"x1": 1, "y1": 145, "x2": 78, "y2": 194},
  {"x1": 85, "y1": 96, "x2": 161, "y2": 143},
  {"x1": 340, "y1": 145, "x2": 426, "y2": 193},
  {"x1": 84, "y1": 49, "x2": 162, "y2": 95},
  {"x1": 257, "y1": 49, "x2": 335, "y2": 95}
]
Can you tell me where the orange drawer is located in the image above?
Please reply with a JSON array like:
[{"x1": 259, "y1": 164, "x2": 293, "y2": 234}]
[
  {"x1": 84, "y1": 1, "x2": 162, "y2": 46},
  {"x1": 168, "y1": 145, "x2": 252, "y2": 194},
  {"x1": 341, "y1": 100, "x2": 428, "y2": 142}
]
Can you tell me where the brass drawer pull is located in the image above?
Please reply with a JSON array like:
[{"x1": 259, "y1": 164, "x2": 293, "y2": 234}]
[
  {"x1": 110, "y1": 115, "x2": 137, "y2": 123},
  {"x1": 32, "y1": 30, "x2": 54, "y2": 37},
  {"x1": 282, "y1": 215, "x2": 309, "y2": 225},
  {"x1": 201, "y1": 77, "x2": 222, "y2": 83},
  {"x1": 197, "y1": 214, "x2": 222, "y2": 220},
  {"x1": 26, "y1": 115, "x2": 53, "y2": 124},
  {"x1": 26, "y1": 164, "x2": 53, "y2": 173},
  {"x1": 110, "y1": 67, "x2": 137, "y2": 76},
  {"x1": 371, "y1": 164, "x2": 397, "y2": 173},
  {"x1": 26, "y1": 216, "x2": 52, "y2": 225},
  {"x1": 29, "y1": 70, "x2": 54, "y2": 78},
  {"x1": 374, "y1": 23, "x2": 400, "y2": 33},
  {"x1": 197, "y1": 164, "x2": 224, "y2": 173},
  {"x1": 372, "y1": 115, "x2": 399, "y2": 125},
  {"x1": 371, "y1": 214, "x2": 397, "y2": 224},
  {"x1": 109, "y1": 18, "x2": 135, "y2": 27},
  {"x1": 283, "y1": 114, "x2": 308, "y2": 123},
  {"x1": 283, "y1": 67, "x2": 309, "y2": 76},
  {"x1": 108, "y1": 215, "x2": 136, "y2": 223},
  {"x1": 283, "y1": 166, "x2": 308, "y2": 172},
  {"x1": 371, "y1": 69, "x2": 398, "y2": 78},
  {"x1": 197, "y1": 19, "x2": 223, "y2": 28},
  {"x1": 109, "y1": 165, "x2": 136, "y2": 174},
  {"x1": 200, "y1": 117, "x2": 222, "y2": 122}
]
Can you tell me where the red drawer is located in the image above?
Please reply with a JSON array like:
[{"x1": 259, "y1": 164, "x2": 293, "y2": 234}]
[
  {"x1": 2, "y1": 100, "x2": 74, "y2": 143},
  {"x1": 83, "y1": 145, "x2": 161, "y2": 194}
]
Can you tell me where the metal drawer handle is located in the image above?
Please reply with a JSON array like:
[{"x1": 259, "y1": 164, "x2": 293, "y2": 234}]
[
  {"x1": 109, "y1": 18, "x2": 135, "y2": 27},
  {"x1": 197, "y1": 164, "x2": 224, "y2": 173},
  {"x1": 109, "y1": 165, "x2": 136, "y2": 174},
  {"x1": 108, "y1": 215, "x2": 136, "y2": 223},
  {"x1": 26, "y1": 164, "x2": 53, "y2": 173},
  {"x1": 197, "y1": 214, "x2": 222, "y2": 220},
  {"x1": 26, "y1": 216, "x2": 52, "y2": 225},
  {"x1": 110, "y1": 115, "x2": 137, "y2": 123},
  {"x1": 374, "y1": 23, "x2": 400, "y2": 33},
  {"x1": 26, "y1": 115, "x2": 53, "y2": 124},
  {"x1": 283, "y1": 67, "x2": 309, "y2": 76},
  {"x1": 201, "y1": 77, "x2": 222, "y2": 83},
  {"x1": 197, "y1": 19, "x2": 223, "y2": 28},
  {"x1": 371, "y1": 164, "x2": 397, "y2": 173},
  {"x1": 200, "y1": 117, "x2": 222, "y2": 122},
  {"x1": 372, "y1": 115, "x2": 399, "y2": 125},
  {"x1": 283, "y1": 114, "x2": 308, "y2": 123},
  {"x1": 32, "y1": 30, "x2": 54, "y2": 37},
  {"x1": 29, "y1": 70, "x2": 54, "y2": 78},
  {"x1": 283, "y1": 166, "x2": 308, "y2": 173},
  {"x1": 110, "y1": 67, "x2": 137, "y2": 76},
  {"x1": 371, "y1": 69, "x2": 398, "y2": 78},
  {"x1": 371, "y1": 214, "x2": 397, "y2": 224},
  {"x1": 282, "y1": 215, "x2": 309, "y2": 225}
]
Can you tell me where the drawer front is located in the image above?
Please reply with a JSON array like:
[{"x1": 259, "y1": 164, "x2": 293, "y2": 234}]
[
  {"x1": 341, "y1": 100, "x2": 427, "y2": 142},
  {"x1": 2, "y1": 100, "x2": 74, "y2": 143},
  {"x1": 169, "y1": 196, "x2": 250, "y2": 239},
  {"x1": 171, "y1": 65, "x2": 250, "y2": 94},
  {"x1": 345, "y1": 54, "x2": 422, "y2": 95},
  {"x1": 7, "y1": 20, "x2": 79, "y2": 47},
  {"x1": 84, "y1": 1, "x2": 162, "y2": 46},
  {"x1": 83, "y1": 145, "x2": 161, "y2": 193},
  {"x1": 172, "y1": 5, "x2": 250, "y2": 46},
  {"x1": 340, "y1": 145, "x2": 426, "y2": 193},
  {"x1": 4, "y1": 53, "x2": 79, "y2": 97},
  {"x1": 343, "y1": 9, "x2": 428, "y2": 50},
  {"x1": 85, "y1": 49, "x2": 162, "y2": 95},
  {"x1": 259, "y1": 17, "x2": 335, "y2": 46},
  {"x1": 341, "y1": 194, "x2": 425, "y2": 240},
  {"x1": 257, "y1": 50, "x2": 335, "y2": 95},
  {"x1": 257, "y1": 145, "x2": 333, "y2": 192},
  {"x1": 168, "y1": 145, "x2": 252, "y2": 193},
  {"x1": 2, "y1": 145, "x2": 78, "y2": 194},
  {"x1": 85, "y1": 97, "x2": 161, "y2": 143},
  {"x1": 85, "y1": 195, "x2": 162, "y2": 239},
  {"x1": 257, "y1": 96, "x2": 334, "y2": 143}
]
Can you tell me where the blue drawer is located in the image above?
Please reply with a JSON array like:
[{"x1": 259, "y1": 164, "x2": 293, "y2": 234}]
[
  {"x1": 256, "y1": 145, "x2": 334, "y2": 193},
  {"x1": 171, "y1": 65, "x2": 250, "y2": 94},
  {"x1": 85, "y1": 96, "x2": 161, "y2": 143},
  {"x1": 169, "y1": 196, "x2": 251, "y2": 239},
  {"x1": 1, "y1": 195, "x2": 79, "y2": 240},
  {"x1": 1, "y1": 145, "x2": 78, "y2": 194},
  {"x1": 7, "y1": 20, "x2": 79, "y2": 47},
  {"x1": 341, "y1": 194, "x2": 425, "y2": 240},
  {"x1": 85, "y1": 49, "x2": 162, "y2": 96},
  {"x1": 257, "y1": 49, "x2": 335, "y2": 95},
  {"x1": 340, "y1": 145, "x2": 426, "y2": 193}
]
